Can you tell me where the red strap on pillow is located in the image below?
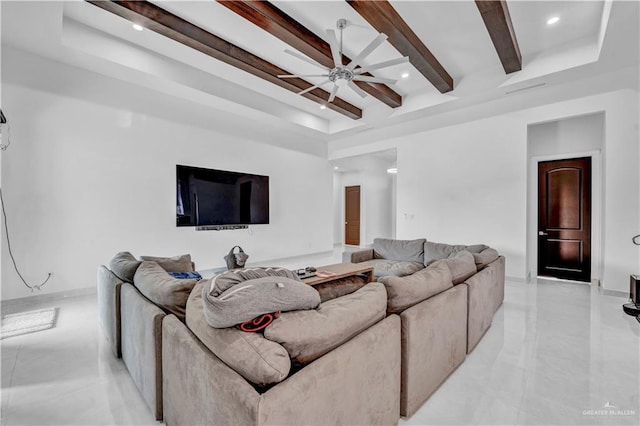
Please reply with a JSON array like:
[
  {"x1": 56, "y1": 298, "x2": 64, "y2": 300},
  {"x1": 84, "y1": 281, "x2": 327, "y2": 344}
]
[{"x1": 238, "y1": 312, "x2": 280, "y2": 332}]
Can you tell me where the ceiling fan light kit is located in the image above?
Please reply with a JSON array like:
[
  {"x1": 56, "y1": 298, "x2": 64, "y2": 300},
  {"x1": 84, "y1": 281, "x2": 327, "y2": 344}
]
[{"x1": 280, "y1": 19, "x2": 409, "y2": 106}]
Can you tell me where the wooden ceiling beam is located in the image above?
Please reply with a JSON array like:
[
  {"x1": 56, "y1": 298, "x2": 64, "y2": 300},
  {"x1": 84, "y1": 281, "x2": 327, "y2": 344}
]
[
  {"x1": 217, "y1": 1, "x2": 403, "y2": 109},
  {"x1": 475, "y1": 0, "x2": 522, "y2": 74},
  {"x1": 346, "y1": 0, "x2": 453, "y2": 93},
  {"x1": 86, "y1": 0, "x2": 362, "y2": 119}
]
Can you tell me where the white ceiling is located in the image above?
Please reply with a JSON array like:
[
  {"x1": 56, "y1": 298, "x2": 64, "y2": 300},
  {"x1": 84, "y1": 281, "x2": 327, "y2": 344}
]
[{"x1": 1, "y1": 1, "x2": 638, "y2": 154}]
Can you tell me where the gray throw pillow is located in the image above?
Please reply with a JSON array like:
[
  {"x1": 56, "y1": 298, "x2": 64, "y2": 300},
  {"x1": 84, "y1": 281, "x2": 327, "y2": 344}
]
[
  {"x1": 203, "y1": 273, "x2": 321, "y2": 328},
  {"x1": 139, "y1": 254, "x2": 194, "y2": 273},
  {"x1": 373, "y1": 238, "x2": 426, "y2": 263},
  {"x1": 133, "y1": 261, "x2": 198, "y2": 321},
  {"x1": 444, "y1": 250, "x2": 477, "y2": 285},
  {"x1": 109, "y1": 251, "x2": 142, "y2": 283},
  {"x1": 473, "y1": 248, "x2": 499, "y2": 269}
]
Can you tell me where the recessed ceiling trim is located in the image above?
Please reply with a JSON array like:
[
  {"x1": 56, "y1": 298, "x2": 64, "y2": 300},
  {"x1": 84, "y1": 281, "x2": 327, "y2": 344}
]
[
  {"x1": 475, "y1": 0, "x2": 522, "y2": 74},
  {"x1": 217, "y1": 0, "x2": 403, "y2": 109},
  {"x1": 86, "y1": 0, "x2": 362, "y2": 119},
  {"x1": 346, "y1": 0, "x2": 454, "y2": 93}
]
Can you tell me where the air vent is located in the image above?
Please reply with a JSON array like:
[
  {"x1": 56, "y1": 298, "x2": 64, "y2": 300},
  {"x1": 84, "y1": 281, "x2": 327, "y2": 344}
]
[{"x1": 506, "y1": 82, "x2": 546, "y2": 95}]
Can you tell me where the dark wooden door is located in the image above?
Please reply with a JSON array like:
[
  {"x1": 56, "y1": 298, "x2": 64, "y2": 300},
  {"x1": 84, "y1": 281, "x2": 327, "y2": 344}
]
[
  {"x1": 345, "y1": 186, "x2": 360, "y2": 246},
  {"x1": 538, "y1": 157, "x2": 591, "y2": 282}
]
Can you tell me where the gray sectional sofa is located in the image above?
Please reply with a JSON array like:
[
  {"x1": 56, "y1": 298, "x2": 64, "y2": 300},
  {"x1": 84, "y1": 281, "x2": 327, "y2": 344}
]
[
  {"x1": 343, "y1": 238, "x2": 505, "y2": 416},
  {"x1": 97, "y1": 238, "x2": 504, "y2": 423},
  {"x1": 97, "y1": 254, "x2": 401, "y2": 425}
]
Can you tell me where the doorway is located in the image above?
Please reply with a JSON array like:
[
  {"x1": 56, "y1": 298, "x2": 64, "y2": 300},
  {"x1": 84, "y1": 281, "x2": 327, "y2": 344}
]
[
  {"x1": 538, "y1": 157, "x2": 592, "y2": 282},
  {"x1": 345, "y1": 185, "x2": 361, "y2": 246}
]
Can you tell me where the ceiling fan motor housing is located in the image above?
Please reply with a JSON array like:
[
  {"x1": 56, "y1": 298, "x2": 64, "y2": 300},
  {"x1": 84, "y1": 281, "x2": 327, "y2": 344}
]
[{"x1": 330, "y1": 67, "x2": 354, "y2": 86}]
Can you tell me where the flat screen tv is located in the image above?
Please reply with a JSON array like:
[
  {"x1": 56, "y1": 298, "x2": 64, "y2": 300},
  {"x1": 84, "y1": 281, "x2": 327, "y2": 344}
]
[{"x1": 176, "y1": 165, "x2": 269, "y2": 227}]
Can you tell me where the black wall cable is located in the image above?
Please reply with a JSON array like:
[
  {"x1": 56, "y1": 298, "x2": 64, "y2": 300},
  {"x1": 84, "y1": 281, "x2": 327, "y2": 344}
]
[{"x1": 0, "y1": 188, "x2": 51, "y2": 291}]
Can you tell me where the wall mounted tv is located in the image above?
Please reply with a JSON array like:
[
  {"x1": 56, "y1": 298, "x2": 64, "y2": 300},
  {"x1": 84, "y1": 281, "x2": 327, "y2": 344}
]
[{"x1": 176, "y1": 165, "x2": 269, "y2": 227}]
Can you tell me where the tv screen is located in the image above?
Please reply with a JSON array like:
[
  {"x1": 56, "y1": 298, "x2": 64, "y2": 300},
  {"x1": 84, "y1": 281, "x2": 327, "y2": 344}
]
[{"x1": 176, "y1": 165, "x2": 269, "y2": 226}]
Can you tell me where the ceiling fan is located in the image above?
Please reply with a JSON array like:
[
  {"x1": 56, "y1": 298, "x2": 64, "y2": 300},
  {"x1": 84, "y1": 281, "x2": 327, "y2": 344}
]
[{"x1": 278, "y1": 19, "x2": 409, "y2": 105}]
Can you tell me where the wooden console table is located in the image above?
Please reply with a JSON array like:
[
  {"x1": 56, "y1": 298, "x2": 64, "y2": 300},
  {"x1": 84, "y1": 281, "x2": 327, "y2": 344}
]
[{"x1": 301, "y1": 262, "x2": 374, "y2": 287}]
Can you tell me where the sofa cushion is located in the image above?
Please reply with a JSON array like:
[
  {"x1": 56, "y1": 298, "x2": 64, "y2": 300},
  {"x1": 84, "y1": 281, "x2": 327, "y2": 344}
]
[
  {"x1": 203, "y1": 268, "x2": 321, "y2": 328},
  {"x1": 373, "y1": 238, "x2": 426, "y2": 263},
  {"x1": 360, "y1": 259, "x2": 424, "y2": 279},
  {"x1": 473, "y1": 248, "x2": 500, "y2": 270},
  {"x1": 133, "y1": 261, "x2": 197, "y2": 321},
  {"x1": 139, "y1": 254, "x2": 194, "y2": 273},
  {"x1": 465, "y1": 244, "x2": 489, "y2": 254},
  {"x1": 423, "y1": 242, "x2": 467, "y2": 266},
  {"x1": 378, "y1": 261, "x2": 453, "y2": 314},
  {"x1": 186, "y1": 281, "x2": 291, "y2": 386},
  {"x1": 109, "y1": 251, "x2": 142, "y2": 283},
  {"x1": 264, "y1": 282, "x2": 387, "y2": 364},
  {"x1": 443, "y1": 250, "x2": 477, "y2": 285}
]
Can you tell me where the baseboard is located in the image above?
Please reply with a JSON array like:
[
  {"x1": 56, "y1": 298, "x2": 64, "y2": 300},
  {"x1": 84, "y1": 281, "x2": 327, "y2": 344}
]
[{"x1": 1, "y1": 286, "x2": 96, "y2": 309}]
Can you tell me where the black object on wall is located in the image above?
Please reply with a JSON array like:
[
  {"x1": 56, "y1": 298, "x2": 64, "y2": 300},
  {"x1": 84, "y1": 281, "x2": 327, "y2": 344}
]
[{"x1": 176, "y1": 165, "x2": 269, "y2": 227}]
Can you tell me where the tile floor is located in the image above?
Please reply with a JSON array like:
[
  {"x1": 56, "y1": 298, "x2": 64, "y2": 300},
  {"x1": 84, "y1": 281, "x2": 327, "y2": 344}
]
[{"x1": 1, "y1": 249, "x2": 639, "y2": 425}]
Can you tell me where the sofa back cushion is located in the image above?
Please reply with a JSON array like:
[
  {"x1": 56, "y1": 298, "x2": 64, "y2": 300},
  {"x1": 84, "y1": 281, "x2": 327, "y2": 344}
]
[
  {"x1": 186, "y1": 281, "x2": 291, "y2": 386},
  {"x1": 423, "y1": 242, "x2": 467, "y2": 266},
  {"x1": 133, "y1": 261, "x2": 198, "y2": 321},
  {"x1": 139, "y1": 254, "x2": 194, "y2": 273},
  {"x1": 373, "y1": 238, "x2": 426, "y2": 263},
  {"x1": 443, "y1": 250, "x2": 477, "y2": 285},
  {"x1": 264, "y1": 282, "x2": 387, "y2": 364},
  {"x1": 473, "y1": 248, "x2": 500, "y2": 270},
  {"x1": 109, "y1": 252, "x2": 142, "y2": 283},
  {"x1": 379, "y1": 261, "x2": 453, "y2": 314}
]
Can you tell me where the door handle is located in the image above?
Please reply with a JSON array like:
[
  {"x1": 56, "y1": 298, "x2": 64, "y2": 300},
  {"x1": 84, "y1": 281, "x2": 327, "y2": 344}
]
[
  {"x1": 345, "y1": 222, "x2": 348, "y2": 225},
  {"x1": 539, "y1": 231, "x2": 548, "y2": 236}
]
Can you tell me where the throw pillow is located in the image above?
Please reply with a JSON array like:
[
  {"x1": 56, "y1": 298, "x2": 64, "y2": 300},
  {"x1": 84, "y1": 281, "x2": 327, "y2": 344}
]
[
  {"x1": 109, "y1": 251, "x2": 142, "y2": 283},
  {"x1": 473, "y1": 248, "x2": 500, "y2": 269},
  {"x1": 139, "y1": 254, "x2": 194, "y2": 273},
  {"x1": 379, "y1": 261, "x2": 453, "y2": 314},
  {"x1": 203, "y1": 269, "x2": 321, "y2": 328},
  {"x1": 186, "y1": 281, "x2": 291, "y2": 386},
  {"x1": 133, "y1": 261, "x2": 198, "y2": 321},
  {"x1": 444, "y1": 250, "x2": 477, "y2": 284},
  {"x1": 373, "y1": 238, "x2": 426, "y2": 263},
  {"x1": 264, "y1": 282, "x2": 387, "y2": 364}
]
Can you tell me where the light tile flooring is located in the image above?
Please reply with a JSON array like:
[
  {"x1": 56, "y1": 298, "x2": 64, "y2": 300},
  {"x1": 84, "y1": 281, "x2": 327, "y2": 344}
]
[{"x1": 1, "y1": 248, "x2": 639, "y2": 425}]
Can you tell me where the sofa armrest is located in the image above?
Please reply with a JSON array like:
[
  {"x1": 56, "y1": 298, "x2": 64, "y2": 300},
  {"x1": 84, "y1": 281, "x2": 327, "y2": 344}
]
[
  {"x1": 259, "y1": 315, "x2": 401, "y2": 425},
  {"x1": 162, "y1": 315, "x2": 261, "y2": 426},
  {"x1": 97, "y1": 266, "x2": 123, "y2": 358},
  {"x1": 342, "y1": 248, "x2": 374, "y2": 264}
]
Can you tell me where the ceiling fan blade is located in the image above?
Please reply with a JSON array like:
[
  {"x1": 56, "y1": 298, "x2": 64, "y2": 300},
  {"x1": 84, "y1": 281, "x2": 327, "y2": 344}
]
[
  {"x1": 354, "y1": 57, "x2": 409, "y2": 74},
  {"x1": 352, "y1": 75, "x2": 398, "y2": 85},
  {"x1": 297, "y1": 79, "x2": 330, "y2": 96},
  {"x1": 348, "y1": 81, "x2": 368, "y2": 99},
  {"x1": 328, "y1": 85, "x2": 339, "y2": 103},
  {"x1": 325, "y1": 30, "x2": 343, "y2": 68},
  {"x1": 284, "y1": 49, "x2": 330, "y2": 71},
  {"x1": 346, "y1": 33, "x2": 388, "y2": 71},
  {"x1": 278, "y1": 74, "x2": 329, "y2": 78}
]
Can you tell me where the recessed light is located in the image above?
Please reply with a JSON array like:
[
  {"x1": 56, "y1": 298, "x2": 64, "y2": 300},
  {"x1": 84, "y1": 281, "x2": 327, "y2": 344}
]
[
  {"x1": 401, "y1": 72, "x2": 410, "y2": 79},
  {"x1": 546, "y1": 16, "x2": 560, "y2": 26},
  {"x1": 387, "y1": 168, "x2": 398, "y2": 174},
  {"x1": 333, "y1": 166, "x2": 339, "y2": 170},
  {"x1": 320, "y1": 104, "x2": 327, "y2": 110},
  {"x1": 133, "y1": 24, "x2": 144, "y2": 31}
]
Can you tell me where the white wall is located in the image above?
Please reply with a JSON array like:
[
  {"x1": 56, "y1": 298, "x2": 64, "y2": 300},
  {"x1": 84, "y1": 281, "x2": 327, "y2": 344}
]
[
  {"x1": 334, "y1": 158, "x2": 395, "y2": 246},
  {"x1": 0, "y1": 82, "x2": 333, "y2": 301},
  {"x1": 330, "y1": 89, "x2": 639, "y2": 292}
]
